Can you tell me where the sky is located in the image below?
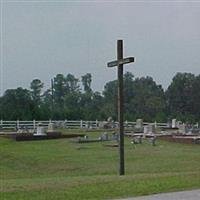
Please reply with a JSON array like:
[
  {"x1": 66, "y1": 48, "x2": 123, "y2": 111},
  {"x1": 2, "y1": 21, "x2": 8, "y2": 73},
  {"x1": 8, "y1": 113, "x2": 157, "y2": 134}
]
[{"x1": 0, "y1": 0, "x2": 200, "y2": 95}]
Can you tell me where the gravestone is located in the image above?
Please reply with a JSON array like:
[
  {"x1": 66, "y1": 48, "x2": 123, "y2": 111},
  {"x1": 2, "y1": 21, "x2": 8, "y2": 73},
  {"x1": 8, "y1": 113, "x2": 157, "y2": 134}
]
[
  {"x1": 132, "y1": 135, "x2": 142, "y2": 144},
  {"x1": 112, "y1": 132, "x2": 119, "y2": 141},
  {"x1": 177, "y1": 121, "x2": 182, "y2": 129},
  {"x1": 179, "y1": 123, "x2": 186, "y2": 134},
  {"x1": 17, "y1": 128, "x2": 23, "y2": 134},
  {"x1": 143, "y1": 126, "x2": 148, "y2": 135},
  {"x1": 103, "y1": 117, "x2": 114, "y2": 129},
  {"x1": 143, "y1": 126, "x2": 149, "y2": 138},
  {"x1": 172, "y1": 119, "x2": 177, "y2": 128},
  {"x1": 135, "y1": 119, "x2": 143, "y2": 132},
  {"x1": 147, "y1": 124, "x2": 156, "y2": 134},
  {"x1": 84, "y1": 135, "x2": 89, "y2": 139},
  {"x1": 143, "y1": 124, "x2": 156, "y2": 137},
  {"x1": 149, "y1": 135, "x2": 156, "y2": 146},
  {"x1": 34, "y1": 123, "x2": 46, "y2": 136},
  {"x1": 100, "y1": 132, "x2": 109, "y2": 141}
]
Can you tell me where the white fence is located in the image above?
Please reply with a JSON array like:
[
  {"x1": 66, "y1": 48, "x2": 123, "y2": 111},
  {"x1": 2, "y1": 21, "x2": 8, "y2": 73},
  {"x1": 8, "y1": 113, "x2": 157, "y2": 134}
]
[{"x1": 0, "y1": 120, "x2": 168, "y2": 130}]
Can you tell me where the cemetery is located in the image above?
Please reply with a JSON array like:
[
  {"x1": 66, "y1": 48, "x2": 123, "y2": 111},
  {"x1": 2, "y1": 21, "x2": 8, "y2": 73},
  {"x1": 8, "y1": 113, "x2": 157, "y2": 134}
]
[
  {"x1": 1, "y1": 118, "x2": 200, "y2": 144},
  {"x1": 1, "y1": 0, "x2": 200, "y2": 199},
  {"x1": 0, "y1": 37, "x2": 199, "y2": 197},
  {"x1": 1, "y1": 60, "x2": 199, "y2": 199}
]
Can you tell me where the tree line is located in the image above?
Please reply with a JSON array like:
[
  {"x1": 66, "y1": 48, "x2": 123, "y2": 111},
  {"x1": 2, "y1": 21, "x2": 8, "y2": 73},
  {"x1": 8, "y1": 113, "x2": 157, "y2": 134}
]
[{"x1": 0, "y1": 72, "x2": 199, "y2": 123}]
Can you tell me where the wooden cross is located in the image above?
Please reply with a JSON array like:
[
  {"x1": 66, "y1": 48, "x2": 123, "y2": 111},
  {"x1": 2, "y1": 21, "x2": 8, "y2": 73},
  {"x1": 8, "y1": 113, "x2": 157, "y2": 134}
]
[{"x1": 107, "y1": 40, "x2": 135, "y2": 175}]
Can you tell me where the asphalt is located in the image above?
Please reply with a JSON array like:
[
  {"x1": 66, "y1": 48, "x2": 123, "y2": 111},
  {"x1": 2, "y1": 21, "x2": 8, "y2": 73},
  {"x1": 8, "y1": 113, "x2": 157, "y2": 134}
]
[{"x1": 115, "y1": 189, "x2": 200, "y2": 200}]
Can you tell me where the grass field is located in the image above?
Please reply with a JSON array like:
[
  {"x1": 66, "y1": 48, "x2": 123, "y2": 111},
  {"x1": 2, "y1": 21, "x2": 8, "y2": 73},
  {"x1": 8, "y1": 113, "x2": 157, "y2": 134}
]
[{"x1": 0, "y1": 129, "x2": 200, "y2": 200}]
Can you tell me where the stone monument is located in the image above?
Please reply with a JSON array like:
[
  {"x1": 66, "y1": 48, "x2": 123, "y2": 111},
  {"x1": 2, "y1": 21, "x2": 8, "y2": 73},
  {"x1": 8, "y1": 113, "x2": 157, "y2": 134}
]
[
  {"x1": 100, "y1": 132, "x2": 109, "y2": 141},
  {"x1": 135, "y1": 119, "x2": 143, "y2": 132},
  {"x1": 179, "y1": 123, "x2": 186, "y2": 134},
  {"x1": 172, "y1": 119, "x2": 177, "y2": 128},
  {"x1": 34, "y1": 123, "x2": 46, "y2": 136},
  {"x1": 148, "y1": 124, "x2": 156, "y2": 134},
  {"x1": 143, "y1": 126, "x2": 149, "y2": 135},
  {"x1": 143, "y1": 124, "x2": 156, "y2": 137}
]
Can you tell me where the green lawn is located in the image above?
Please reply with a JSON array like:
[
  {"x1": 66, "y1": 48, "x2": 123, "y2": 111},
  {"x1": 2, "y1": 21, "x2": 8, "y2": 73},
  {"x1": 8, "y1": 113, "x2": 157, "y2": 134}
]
[{"x1": 0, "y1": 130, "x2": 200, "y2": 200}]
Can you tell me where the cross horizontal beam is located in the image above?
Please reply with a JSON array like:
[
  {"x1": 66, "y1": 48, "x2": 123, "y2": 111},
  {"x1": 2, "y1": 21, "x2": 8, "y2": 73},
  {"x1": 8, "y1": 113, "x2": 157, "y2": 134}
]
[{"x1": 107, "y1": 57, "x2": 134, "y2": 68}]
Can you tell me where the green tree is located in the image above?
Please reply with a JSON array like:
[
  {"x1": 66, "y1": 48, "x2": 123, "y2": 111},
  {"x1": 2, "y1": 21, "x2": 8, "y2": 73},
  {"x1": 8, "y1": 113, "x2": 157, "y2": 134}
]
[
  {"x1": 30, "y1": 79, "x2": 44, "y2": 119},
  {"x1": 66, "y1": 73, "x2": 80, "y2": 93},
  {"x1": 130, "y1": 76, "x2": 166, "y2": 121},
  {"x1": 102, "y1": 73, "x2": 166, "y2": 122},
  {"x1": 165, "y1": 73, "x2": 195, "y2": 121},
  {"x1": 64, "y1": 92, "x2": 81, "y2": 119},
  {"x1": 0, "y1": 87, "x2": 33, "y2": 120},
  {"x1": 30, "y1": 79, "x2": 44, "y2": 104},
  {"x1": 81, "y1": 73, "x2": 92, "y2": 93},
  {"x1": 190, "y1": 74, "x2": 200, "y2": 121},
  {"x1": 39, "y1": 89, "x2": 52, "y2": 120},
  {"x1": 53, "y1": 74, "x2": 67, "y2": 108},
  {"x1": 102, "y1": 80, "x2": 118, "y2": 120},
  {"x1": 123, "y1": 72, "x2": 135, "y2": 120}
]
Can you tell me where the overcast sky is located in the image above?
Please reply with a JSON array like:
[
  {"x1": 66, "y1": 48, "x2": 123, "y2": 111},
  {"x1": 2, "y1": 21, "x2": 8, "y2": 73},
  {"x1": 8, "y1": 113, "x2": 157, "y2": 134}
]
[{"x1": 0, "y1": 0, "x2": 200, "y2": 95}]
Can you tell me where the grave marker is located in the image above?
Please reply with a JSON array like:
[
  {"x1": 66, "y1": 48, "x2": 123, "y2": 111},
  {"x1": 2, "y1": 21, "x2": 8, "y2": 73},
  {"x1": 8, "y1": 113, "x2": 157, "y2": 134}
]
[{"x1": 172, "y1": 119, "x2": 177, "y2": 128}]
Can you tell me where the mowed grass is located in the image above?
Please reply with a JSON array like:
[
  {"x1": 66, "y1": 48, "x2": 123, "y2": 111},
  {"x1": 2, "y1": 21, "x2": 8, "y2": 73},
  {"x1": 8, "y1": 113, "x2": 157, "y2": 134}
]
[{"x1": 0, "y1": 130, "x2": 200, "y2": 200}]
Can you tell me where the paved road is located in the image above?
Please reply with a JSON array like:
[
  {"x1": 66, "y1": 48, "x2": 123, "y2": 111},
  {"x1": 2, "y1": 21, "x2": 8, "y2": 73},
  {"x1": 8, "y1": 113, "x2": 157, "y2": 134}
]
[{"x1": 115, "y1": 189, "x2": 200, "y2": 200}]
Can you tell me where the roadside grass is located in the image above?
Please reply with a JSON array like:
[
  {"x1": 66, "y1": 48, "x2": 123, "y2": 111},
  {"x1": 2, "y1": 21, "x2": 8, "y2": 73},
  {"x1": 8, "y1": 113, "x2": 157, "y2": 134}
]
[{"x1": 0, "y1": 129, "x2": 200, "y2": 199}]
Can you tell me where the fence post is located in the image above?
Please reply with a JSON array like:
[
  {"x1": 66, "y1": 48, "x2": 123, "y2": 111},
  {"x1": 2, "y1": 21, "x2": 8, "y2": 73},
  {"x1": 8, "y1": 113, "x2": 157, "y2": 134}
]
[
  {"x1": 125, "y1": 120, "x2": 128, "y2": 128},
  {"x1": 96, "y1": 120, "x2": 98, "y2": 128},
  {"x1": 65, "y1": 119, "x2": 68, "y2": 128}
]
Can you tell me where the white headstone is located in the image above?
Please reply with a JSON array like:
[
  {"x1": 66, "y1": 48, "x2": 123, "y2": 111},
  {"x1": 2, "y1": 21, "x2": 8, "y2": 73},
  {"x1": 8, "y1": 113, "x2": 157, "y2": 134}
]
[
  {"x1": 144, "y1": 124, "x2": 156, "y2": 135},
  {"x1": 143, "y1": 126, "x2": 149, "y2": 134},
  {"x1": 172, "y1": 119, "x2": 177, "y2": 128},
  {"x1": 34, "y1": 123, "x2": 46, "y2": 136},
  {"x1": 135, "y1": 119, "x2": 143, "y2": 130},
  {"x1": 148, "y1": 124, "x2": 155, "y2": 134},
  {"x1": 179, "y1": 123, "x2": 186, "y2": 134}
]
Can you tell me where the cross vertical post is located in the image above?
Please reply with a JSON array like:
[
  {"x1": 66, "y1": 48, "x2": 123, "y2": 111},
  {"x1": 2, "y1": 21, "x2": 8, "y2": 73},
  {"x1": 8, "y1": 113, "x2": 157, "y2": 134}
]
[
  {"x1": 117, "y1": 40, "x2": 124, "y2": 175},
  {"x1": 107, "y1": 40, "x2": 135, "y2": 176}
]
